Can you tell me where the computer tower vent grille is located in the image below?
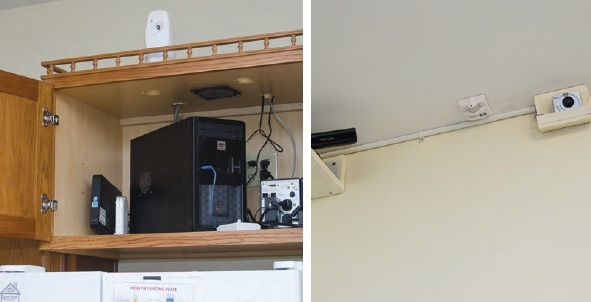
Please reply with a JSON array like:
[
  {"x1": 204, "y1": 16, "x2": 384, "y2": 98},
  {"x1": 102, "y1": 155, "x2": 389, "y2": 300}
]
[{"x1": 139, "y1": 170, "x2": 152, "y2": 194}]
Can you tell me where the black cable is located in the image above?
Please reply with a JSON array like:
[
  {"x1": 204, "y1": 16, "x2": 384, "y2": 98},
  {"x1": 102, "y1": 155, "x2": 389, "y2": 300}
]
[
  {"x1": 246, "y1": 208, "x2": 257, "y2": 223},
  {"x1": 246, "y1": 95, "x2": 267, "y2": 143},
  {"x1": 259, "y1": 222, "x2": 303, "y2": 228},
  {"x1": 259, "y1": 167, "x2": 274, "y2": 180},
  {"x1": 253, "y1": 206, "x2": 267, "y2": 222},
  {"x1": 256, "y1": 201, "x2": 301, "y2": 228},
  {"x1": 291, "y1": 206, "x2": 301, "y2": 218},
  {"x1": 265, "y1": 96, "x2": 283, "y2": 152},
  {"x1": 245, "y1": 95, "x2": 283, "y2": 185},
  {"x1": 247, "y1": 140, "x2": 268, "y2": 185},
  {"x1": 246, "y1": 96, "x2": 267, "y2": 185}
]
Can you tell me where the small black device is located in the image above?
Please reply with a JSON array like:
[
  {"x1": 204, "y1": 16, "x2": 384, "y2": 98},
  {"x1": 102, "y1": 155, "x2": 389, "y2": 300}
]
[
  {"x1": 190, "y1": 86, "x2": 241, "y2": 100},
  {"x1": 311, "y1": 128, "x2": 357, "y2": 149},
  {"x1": 260, "y1": 178, "x2": 303, "y2": 227},
  {"x1": 90, "y1": 174, "x2": 122, "y2": 234},
  {"x1": 130, "y1": 116, "x2": 246, "y2": 233}
]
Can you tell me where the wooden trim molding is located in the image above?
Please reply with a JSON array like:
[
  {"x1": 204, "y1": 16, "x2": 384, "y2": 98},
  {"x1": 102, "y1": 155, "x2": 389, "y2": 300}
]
[
  {"x1": 41, "y1": 30, "x2": 303, "y2": 89},
  {"x1": 44, "y1": 48, "x2": 302, "y2": 89}
]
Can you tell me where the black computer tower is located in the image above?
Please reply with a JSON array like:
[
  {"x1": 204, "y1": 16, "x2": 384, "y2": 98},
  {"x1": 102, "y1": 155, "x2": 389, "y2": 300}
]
[{"x1": 130, "y1": 117, "x2": 246, "y2": 233}]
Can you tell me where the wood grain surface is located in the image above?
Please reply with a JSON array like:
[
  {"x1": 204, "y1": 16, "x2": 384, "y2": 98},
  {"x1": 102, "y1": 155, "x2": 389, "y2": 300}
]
[
  {"x1": 0, "y1": 84, "x2": 39, "y2": 240},
  {"x1": 0, "y1": 216, "x2": 37, "y2": 239},
  {"x1": 44, "y1": 48, "x2": 302, "y2": 89},
  {"x1": 53, "y1": 94, "x2": 123, "y2": 236},
  {"x1": 65, "y1": 254, "x2": 117, "y2": 272},
  {"x1": 35, "y1": 81, "x2": 55, "y2": 241},
  {"x1": 0, "y1": 238, "x2": 44, "y2": 266},
  {"x1": 0, "y1": 238, "x2": 65, "y2": 272},
  {"x1": 0, "y1": 70, "x2": 38, "y2": 100},
  {"x1": 42, "y1": 30, "x2": 302, "y2": 76},
  {"x1": 40, "y1": 228, "x2": 303, "y2": 260}
]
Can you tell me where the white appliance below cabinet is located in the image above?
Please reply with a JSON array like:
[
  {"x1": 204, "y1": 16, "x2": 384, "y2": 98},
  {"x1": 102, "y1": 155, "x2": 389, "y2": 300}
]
[{"x1": 0, "y1": 263, "x2": 302, "y2": 302}]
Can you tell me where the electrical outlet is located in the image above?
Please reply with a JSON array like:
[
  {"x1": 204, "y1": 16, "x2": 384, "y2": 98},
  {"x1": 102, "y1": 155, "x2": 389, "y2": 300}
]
[{"x1": 246, "y1": 152, "x2": 278, "y2": 187}]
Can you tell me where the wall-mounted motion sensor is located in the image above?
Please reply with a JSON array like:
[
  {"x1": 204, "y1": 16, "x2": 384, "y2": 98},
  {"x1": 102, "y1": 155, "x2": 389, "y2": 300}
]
[
  {"x1": 458, "y1": 94, "x2": 492, "y2": 121},
  {"x1": 145, "y1": 10, "x2": 174, "y2": 62}
]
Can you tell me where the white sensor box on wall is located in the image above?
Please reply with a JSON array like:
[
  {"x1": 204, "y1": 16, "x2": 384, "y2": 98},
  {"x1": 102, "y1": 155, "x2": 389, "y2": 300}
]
[
  {"x1": 145, "y1": 10, "x2": 173, "y2": 62},
  {"x1": 534, "y1": 84, "x2": 591, "y2": 132},
  {"x1": 458, "y1": 94, "x2": 492, "y2": 121}
]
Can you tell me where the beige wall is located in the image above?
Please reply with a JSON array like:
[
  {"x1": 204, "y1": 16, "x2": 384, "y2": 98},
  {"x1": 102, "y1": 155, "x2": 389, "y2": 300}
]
[
  {"x1": 313, "y1": 114, "x2": 591, "y2": 301},
  {"x1": 0, "y1": 0, "x2": 302, "y2": 79},
  {"x1": 311, "y1": 0, "x2": 591, "y2": 145}
]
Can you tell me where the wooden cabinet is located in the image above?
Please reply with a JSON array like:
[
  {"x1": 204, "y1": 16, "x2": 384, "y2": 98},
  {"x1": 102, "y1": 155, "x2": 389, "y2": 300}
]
[
  {"x1": 0, "y1": 30, "x2": 303, "y2": 267},
  {"x1": 0, "y1": 70, "x2": 54, "y2": 241}
]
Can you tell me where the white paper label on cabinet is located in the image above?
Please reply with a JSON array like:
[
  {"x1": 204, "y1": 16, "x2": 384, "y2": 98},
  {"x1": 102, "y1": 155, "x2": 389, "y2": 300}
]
[{"x1": 113, "y1": 282, "x2": 195, "y2": 302}]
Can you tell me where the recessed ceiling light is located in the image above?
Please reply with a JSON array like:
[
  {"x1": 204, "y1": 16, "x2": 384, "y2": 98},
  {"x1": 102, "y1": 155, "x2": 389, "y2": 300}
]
[
  {"x1": 143, "y1": 89, "x2": 161, "y2": 96},
  {"x1": 235, "y1": 77, "x2": 254, "y2": 85}
]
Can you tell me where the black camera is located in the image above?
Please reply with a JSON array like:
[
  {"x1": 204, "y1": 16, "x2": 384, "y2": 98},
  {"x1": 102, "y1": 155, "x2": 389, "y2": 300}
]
[
  {"x1": 562, "y1": 96, "x2": 575, "y2": 108},
  {"x1": 553, "y1": 92, "x2": 582, "y2": 112}
]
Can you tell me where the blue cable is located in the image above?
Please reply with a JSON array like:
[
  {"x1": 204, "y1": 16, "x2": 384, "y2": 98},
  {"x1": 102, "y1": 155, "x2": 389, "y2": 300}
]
[{"x1": 201, "y1": 166, "x2": 217, "y2": 229}]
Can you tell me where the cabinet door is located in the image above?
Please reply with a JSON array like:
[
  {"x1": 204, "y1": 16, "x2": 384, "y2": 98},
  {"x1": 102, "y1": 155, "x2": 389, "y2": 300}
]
[{"x1": 0, "y1": 70, "x2": 54, "y2": 241}]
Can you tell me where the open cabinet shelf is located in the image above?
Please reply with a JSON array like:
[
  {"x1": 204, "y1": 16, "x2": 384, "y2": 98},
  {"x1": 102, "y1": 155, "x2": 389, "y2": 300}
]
[
  {"x1": 40, "y1": 228, "x2": 303, "y2": 260},
  {"x1": 31, "y1": 29, "x2": 304, "y2": 263}
]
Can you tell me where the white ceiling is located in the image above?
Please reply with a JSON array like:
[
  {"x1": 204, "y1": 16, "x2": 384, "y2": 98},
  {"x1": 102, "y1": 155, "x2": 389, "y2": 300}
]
[
  {"x1": 312, "y1": 0, "x2": 591, "y2": 152},
  {"x1": 0, "y1": 0, "x2": 57, "y2": 10}
]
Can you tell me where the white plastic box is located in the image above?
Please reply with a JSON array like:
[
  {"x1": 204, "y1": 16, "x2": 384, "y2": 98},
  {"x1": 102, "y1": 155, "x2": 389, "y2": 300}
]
[
  {"x1": 0, "y1": 271, "x2": 102, "y2": 302},
  {"x1": 0, "y1": 264, "x2": 302, "y2": 302}
]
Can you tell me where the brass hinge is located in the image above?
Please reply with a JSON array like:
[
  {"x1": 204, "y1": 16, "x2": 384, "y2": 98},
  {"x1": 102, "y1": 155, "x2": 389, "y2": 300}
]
[
  {"x1": 41, "y1": 194, "x2": 58, "y2": 213},
  {"x1": 42, "y1": 108, "x2": 60, "y2": 127}
]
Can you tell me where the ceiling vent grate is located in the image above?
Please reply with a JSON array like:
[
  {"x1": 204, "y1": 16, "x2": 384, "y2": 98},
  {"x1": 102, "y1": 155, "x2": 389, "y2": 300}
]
[{"x1": 191, "y1": 86, "x2": 241, "y2": 100}]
